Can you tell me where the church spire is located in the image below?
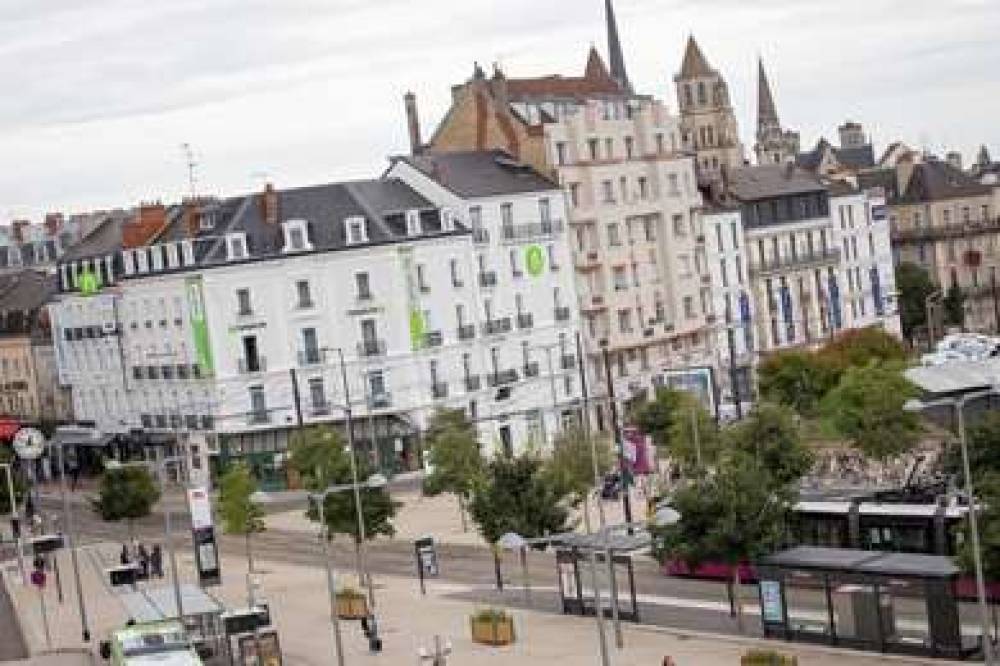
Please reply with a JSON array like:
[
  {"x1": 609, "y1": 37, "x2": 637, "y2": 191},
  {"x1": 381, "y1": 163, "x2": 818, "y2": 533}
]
[
  {"x1": 605, "y1": 0, "x2": 632, "y2": 93},
  {"x1": 757, "y1": 58, "x2": 779, "y2": 130}
]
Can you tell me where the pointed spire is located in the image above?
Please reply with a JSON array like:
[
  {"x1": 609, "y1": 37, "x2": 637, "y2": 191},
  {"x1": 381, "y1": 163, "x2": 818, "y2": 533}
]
[
  {"x1": 605, "y1": 0, "x2": 632, "y2": 93},
  {"x1": 678, "y1": 35, "x2": 714, "y2": 78},
  {"x1": 585, "y1": 45, "x2": 612, "y2": 81},
  {"x1": 977, "y1": 144, "x2": 992, "y2": 167},
  {"x1": 757, "y1": 58, "x2": 779, "y2": 129}
]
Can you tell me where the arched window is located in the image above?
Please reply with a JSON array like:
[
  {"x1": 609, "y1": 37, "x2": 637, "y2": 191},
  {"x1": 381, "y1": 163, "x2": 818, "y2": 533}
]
[
  {"x1": 697, "y1": 82, "x2": 707, "y2": 105},
  {"x1": 684, "y1": 84, "x2": 693, "y2": 107}
]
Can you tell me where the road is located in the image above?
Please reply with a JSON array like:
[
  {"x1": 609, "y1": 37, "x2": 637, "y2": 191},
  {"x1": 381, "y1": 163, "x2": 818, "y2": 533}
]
[{"x1": 0, "y1": 573, "x2": 28, "y2": 661}]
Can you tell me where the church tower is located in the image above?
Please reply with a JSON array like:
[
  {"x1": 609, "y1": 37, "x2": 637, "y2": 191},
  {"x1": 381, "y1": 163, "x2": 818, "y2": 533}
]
[
  {"x1": 754, "y1": 59, "x2": 799, "y2": 165},
  {"x1": 674, "y1": 36, "x2": 744, "y2": 182}
]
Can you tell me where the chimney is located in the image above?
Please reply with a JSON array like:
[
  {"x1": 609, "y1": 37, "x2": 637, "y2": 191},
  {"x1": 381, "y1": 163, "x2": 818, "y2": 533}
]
[
  {"x1": 11, "y1": 220, "x2": 30, "y2": 243},
  {"x1": 490, "y1": 63, "x2": 509, "y2": 108},
  {"x1": 946, "y1": 151, "x2": 963, "y2": 171},
  {"x1": 183, "y1": 198, "x2": 201, "y2": 237},
  {"x1": 43, "y1": 213, "x2": 63, "y2": 237},
  {"x1": 404, "y1": 92, "x2": 422, "y2": 155},
  {"x1": 122, "y1": 202, "x2": 168, "y2": 249},
  {"x1": 260, "y1": 183, "x2": 279, "y2": 225}
]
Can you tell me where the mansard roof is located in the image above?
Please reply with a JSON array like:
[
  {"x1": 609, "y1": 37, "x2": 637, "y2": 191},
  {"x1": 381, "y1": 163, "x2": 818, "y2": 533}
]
[{"x1": 396, "y1": 150, "x2": 559, "y2": 198}]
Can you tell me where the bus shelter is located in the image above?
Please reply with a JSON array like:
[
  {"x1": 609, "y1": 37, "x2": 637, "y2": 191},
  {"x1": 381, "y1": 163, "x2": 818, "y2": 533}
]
[
  {"x1": 553, "y1": 530, "x2": 647, "y2": 622},
  {"x1": 757, "y1": 546, "x2": 980, "y2": 660}
]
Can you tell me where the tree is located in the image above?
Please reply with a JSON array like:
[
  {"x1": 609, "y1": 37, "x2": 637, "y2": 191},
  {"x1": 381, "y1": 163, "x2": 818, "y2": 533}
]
[
  {"x1": 895, "y1": 262, "x2": 936, "y2": 341},
  {"x1": 818, "y1": 326, "x2": 909, "y2": 371},
  {"x1": 943, "y1": 283, "x2": 966, "y2": 327},
  {"x1": 422, "y1": 409, "x2": 484, "y2": 530},
  {"x1": 290, "y1": 425, "x2": 399, "y2": 546},
  {"x1": 957, "y1": 473, "x2": 1000, "y2": 582},
  {"x1": 823, "y1": 364, "x2": 920, "y2": 460},
  {"x1": 468, "y1": 455, "x2": 571, "y2": 545},
  {"x1": 940, "y1": 411, "x2": 1000, "y2": 485},
  {"x1": 652, "y1": 455, "x2": 793, "y2": 632},
  {"x1": 629, "y1": 387, "x2": 688, "y2": 452},
  {"x1": 91, "y1": 466, "x2": 160, "y2": 537},
  {"x1": 218, "y1": 462, "x2": 265, "y2": 572},
  {"x1": 544, "y1": 426, "x2": 614, "y2": 502},
  {"x1": 666, "y1": 393, "x2": 721, "y2": 472},
  {"x1": 723, "y1": 402, "x2": 813, "y2": 488},
  {"x1": 757, "y1": 350, "x2": 840, "y2": 416}
]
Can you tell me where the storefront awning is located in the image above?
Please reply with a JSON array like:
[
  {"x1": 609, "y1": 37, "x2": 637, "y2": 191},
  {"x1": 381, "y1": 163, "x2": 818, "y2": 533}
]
[{"x1": 50, "y1": 426, "x2": 113, "y2": 448}]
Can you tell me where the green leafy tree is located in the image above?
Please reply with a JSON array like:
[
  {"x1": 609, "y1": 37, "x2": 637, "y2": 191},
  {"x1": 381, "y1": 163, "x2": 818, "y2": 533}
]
[
  {"x1": 757, "y1": 350, "x2": 840, "y2": 416},
  {"x1": 290, "y1": 425, "x2": 400, "y2": 544},
  {"x1": 823, "y1": 364, "x2": 920, "y2": 460},
  {"x1": 941, "y1": 411, "x2": 1000, "y2": 485},
  {"x1": 957, "y1": 473, "x2": 1000, "y2": 581},
  {"x1": 422, "y1": 409, "x2": 484, "y2": 530},
  {"x1": 723, "y1": 402, "x2": 813, "y2": 488},
  {"x1": 818, "y1": 326, "x2": 909, "y2": 370},
  {"x1": 629, "y1": 387, "x2": 688, "y2": 452},
  {"x1": 652, "y1": 455, "x2": 793, "y2": 632},
  {"x1": 895, "y1": 262, "x2": 936, "y2": 341},
  {"x1": 218, "y1": 462, "x2": 265, "y2": 575},
  {"x1": 943, "y1": 283, "x2": 966, "y2": 327},
  {"x1": 666, "y1": 393, "x2": 721, "y2": 472},
  {"x1": 91, "y1": 466, "x2": 160, "y2": 537},
  {"x1": 544, "y1": 426, "x2": 614, "y2": 502},
  {"x1": 468, "y1": 455, "x2": 571, "y2": 545}
]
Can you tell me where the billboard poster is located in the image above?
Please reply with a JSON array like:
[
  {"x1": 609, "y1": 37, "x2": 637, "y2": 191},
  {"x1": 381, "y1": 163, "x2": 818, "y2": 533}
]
[
  {"x1": 658, "y1": 367, "x2": 717, "y2": 415},
  {"x1": 185, "y1": 277, "x2": 215, "y2": 377},
  {"x1": 760, "y1": 580, "x2": 784, "y2": 623},
  {"x1": 398, "y1": 247, "x2": 425, "y2": 351}
]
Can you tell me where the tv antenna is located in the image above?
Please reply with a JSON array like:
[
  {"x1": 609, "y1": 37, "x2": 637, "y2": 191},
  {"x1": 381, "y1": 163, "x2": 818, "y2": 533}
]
[{"x1": 181, "y1": 143, "x2": 199, "y2": 199}]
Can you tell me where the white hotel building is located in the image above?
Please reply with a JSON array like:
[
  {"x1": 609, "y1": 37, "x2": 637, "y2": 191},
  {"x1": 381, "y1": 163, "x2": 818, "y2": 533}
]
[{"x1": 50, "y1": 155, "x2": 580, "y2": 485}]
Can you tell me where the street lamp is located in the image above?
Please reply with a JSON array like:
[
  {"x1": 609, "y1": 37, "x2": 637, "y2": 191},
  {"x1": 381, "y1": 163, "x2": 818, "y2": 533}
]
[
  {"x1": 0, "y1": 462, "x2": 26, "y2": 583},
  {"x1": 51, "y1": 435, "x2": 92, "y2": 642},
  {"x1": 308, "y1": 472, "x2": 387, "y2": 665},
  {"x1": 904, "y1": 390, "x2": 996, "y2": 664}
]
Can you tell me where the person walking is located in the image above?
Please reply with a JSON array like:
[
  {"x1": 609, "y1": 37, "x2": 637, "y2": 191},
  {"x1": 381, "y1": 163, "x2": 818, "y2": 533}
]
[
  {"x1": 150, "y1": 545, "x2": 163, "y2": 578},
  {"x1": 120, "y1": 544, "x2": 131, "y2": 566},
  {"x1": 137, "y1": 543, "x2": 150, "y2": 580}
]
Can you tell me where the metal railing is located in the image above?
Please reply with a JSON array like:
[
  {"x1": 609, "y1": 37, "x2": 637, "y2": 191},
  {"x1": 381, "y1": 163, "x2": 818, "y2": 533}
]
[
  {"x1": 486, "y1": 369, "x2": 519, "y2": 387},
  {"x1": 517, "y1": 313, "x2": 534, "y2": 330},
  {"x1": 298, "y1": 350, "x2": 323, "y2": 366},
  {"x1": 248, "y1": 411, "x2": 271, "y2": 425},
  {"x1": 482, "y1": 317, "x2": 512, "y2": 336},
  {"x1": 464, "y1": 375, "x2": 481, "y2": 391},
  {"x1": 368, "y1": 392, "x2": 392, "y2": 409},
  {"x1": 555, "y1": 306, "x2": 571, "y2": 322},
  {"x1": 424, "y1": 331, "x2": 444, "y2": 348},
  {"x1": 479, "y1": 271, "x2": 498, "y2": 288},
  {"x1": 472, "y1": 228, "x2": 490, "y2": 244},
  {"x1": 238, "y1": 357, "x2": 267, "y2": 374},
  {"x1": 749, "y1": 248, "x2": 841, "y2": 276},
  {"x1": 891, "y1": 217, "x2": 1000, "y2": 243},
  {"x1": 357, "y1": 339, "x2": 387, "y2": 357},
  {"x1": 560, "y1": 354, "x2": 576, "y2": 370},
  {"x1": 499, "y1": 219, "x2": 564, "y2": 241},
  {"x1": 431, "y1": 382, "x2": 448, "y2": 399}
]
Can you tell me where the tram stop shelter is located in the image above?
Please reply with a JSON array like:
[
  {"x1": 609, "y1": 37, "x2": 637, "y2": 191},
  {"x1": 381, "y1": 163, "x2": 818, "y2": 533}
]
[
  {"x1": 757, "y1": 546, "x2": 980, "y2": 660},
  {"x1": 119, "y1": 583, "x2": 227, "y2": 660},
  {"x1": 552, "y1": 529, "x2": 647, "y2": 622}
]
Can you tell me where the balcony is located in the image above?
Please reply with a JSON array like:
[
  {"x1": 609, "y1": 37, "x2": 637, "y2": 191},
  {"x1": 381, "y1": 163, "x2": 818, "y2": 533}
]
[
  {"x1": 368, "y1": 392, "x2": 392, "y2": 409},
  {"x1": 517, "y1": 313, "x2": 534, "y2": 330},
  {"x1": 523, "y1": 362, "x2": 540, "y2": 378},
  {"x1": 560, "y1": 354, "x2": 576, "y2": 370},
  {"x1": 891, "y1": 217, "x2": 1000, "y2": 243},
  {"x1": 457, "y1": 324, "x2": 476, "y2": 341},
  {"x1": 499, "y1": 219, "x2": 564, "y2": 242},
  {"x1": 310, "y1": 402, "x2": 332, "y2": 417},
  {"x1": 487, "y1": 369, "x2": 518, "y2": 387},
  {"x1": 575, "y1": 250, "x2": 600, "y2": 270},
  {"x1": 479, "y1": 271, "x2": 498, "y2": 288},
  {"x1": 238, "y1": 357, "x2": 267, "y2": 374},
  {"x1": 472, "y1": 228, "x2": 490, "y2": 244},
  {"x1": 298, "y1": 349, "x2": 323, "y2": 366},
  {"x1": 482, "y1": 317, "x2": 512, "y2": 336},
  {"x1": 464, "y1": 375, "x2": 482, "y2": 391},
  {"x1": 357, "y1": 339, "x2": 387, "y2": 357},
  {"x1": 581, "y1": 294, "x2": 607, "y2": 312},
  {"x1": 749, "y1": 248, "x2": 842, "y2": 277},
  {"x1": 248, "y1": 410, "x2": 271, "y2": 425},
  {"x1": 555, "y1": 306, "x2": 571, "y2": 322},
  {"x1": 431, "y1": 382, "x2": 448, "y2": 399},
  {"x1": 424, "y1": 331, "x2": 444, "y2": 348},
  {"x1": 643, "y1": 327, "x2": 655, "y2": 338}
]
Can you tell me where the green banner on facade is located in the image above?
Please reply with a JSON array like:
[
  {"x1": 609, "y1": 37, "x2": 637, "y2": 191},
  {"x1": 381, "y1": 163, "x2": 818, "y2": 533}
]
[
  {"x1": 185, "y1": 277, "x2": 215, "y2": 376},
  {"x1": 525, "y1": 245, "x2": 545, "y2": 277}
]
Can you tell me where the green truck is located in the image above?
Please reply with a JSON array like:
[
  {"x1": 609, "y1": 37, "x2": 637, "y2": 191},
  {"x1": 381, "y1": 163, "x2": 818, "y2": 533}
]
[{"x1": 100, "y1": 621, "x2": 203, "y2": 666}]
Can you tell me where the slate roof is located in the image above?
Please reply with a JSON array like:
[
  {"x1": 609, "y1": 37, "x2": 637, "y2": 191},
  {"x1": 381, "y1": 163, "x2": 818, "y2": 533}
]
[
  {"x1": 722, "y1": 165, "x2": 825, "y2": 202},
  {"x1": 0, "y1": 270, "x2": 56, "y2": 313},
  {"x1": 896, "y1": 159, "x2": 993, "y2": 204},
  {"x1": 796, "y1": 138, "x2": 875, "y2": 173},
  {"x1": 59, "y1": 210, "x2": 131, "y2": 263},
  {"x1": 397, "y1": 150, "x2": 560, "y2": 199}
]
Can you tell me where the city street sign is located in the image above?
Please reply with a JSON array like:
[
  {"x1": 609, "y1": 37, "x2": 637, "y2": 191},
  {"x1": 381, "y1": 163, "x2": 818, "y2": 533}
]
[{"x1": 12, "y1": 427, "x2": 45, "y2": 460}]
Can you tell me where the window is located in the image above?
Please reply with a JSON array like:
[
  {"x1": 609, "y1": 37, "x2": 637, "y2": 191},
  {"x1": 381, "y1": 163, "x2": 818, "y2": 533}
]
[
  {"x1": 227, "y1": 234, "x2": 247, "y2": 260},
  {"x1": 406, "y1": 210, "x2": 421, "y2": 236},
  {"x1": 613, "y1": 267, "x2": 628, "y2": 291},
  {"x1": 569, "y1": 183, "x2": 581, "y2": 208},
  {"x1": 249, "y1": 386, "x2": 267, "y2": 421},
  {"x1": 617, "y1": 309, "x2": 632, "y2": 333},
  {"x1": 735, "y1": 255, "x2": 744, "y2": 284},
  {"x1": 510, "y1": 249, "x2": 522, "y2": 277},
  {"x1": 456, "y1": 303, "x2": 465, "y2": 327},
  {"x1": 683, "y1": 84, "x2": 693, "y2": 107},
  {"x1": 715, "y1": 223, "x2": 724, "y2": 250},
  {"x1": 605, "y1": 137, "x2": 614, "y2": 159},
  {"x1": 417, "y1": 264, "x2": 429, "y2": 291},
  {"x1": 469, "y1": 206, "x2": 483, "y2": 230},
  {"x1": 588, "y1": 138, "x2": 599, "y2": 160},
  {"x1": 730, "y1": 222, "x2": 739, "y2": 249},
  {"x1": 308, "y1": 378, "x2": 326, "y2": 412},
  {"x1": 295, "y1": 280, "x2": 313, "y2": 308},
  {"x1": 283, "y1": 221, "x2": 308, "y2": 251},
  {"x1": 667, "y1": 173, "x2": 679, "y2": 195},
  {"x1": 236, "y1": 288, "x2": 252, "y2": 315},
  {"x1": 555, "y1": 142, "x2": 567, "y2": 165},
  {"x1": 450, "y1": 258, "x2": 462, "y2": 287},
  {"x1": 672, "y1": 214, "x2": 685, "y2": 236},
  {"x1": 624, "y1": 136, "x2": 634, "y2": 159},
  {"x1": 242, "y1": 335, "x2": 261, "y2": 372},
  {"x1": 301, "y1": 328, "x2": 320, "y2": 364},
  {"x1": 683, "y1": 296, "x2": 695, "y2": 319},
  {"x1": 607, "y1": 223, "x2": 621, "y2": 246},
  {"x1": 355, "y1": 272, "x2": 371, "y2": 300},
  {"x1": 547, "y1": 244, "x2": 558, "y2": 270},
  {"x1": 500, "y1": 203, "x2": 514, "y2": 230},
  {"x1": 656, "y1": 133, "x2": 665, "y2": 154},
  {"x1": 368, "y1": 370, "x2": 386, "y2": 399},
  {"x1": 638, "y1": 177, "x2": 648, "y2": 200},
  {"x1": 602, "y1": 180, "x2": 614, "y2": 203},
  {"x1": 697, "y1": 82, "x2": 707, "y2": 104},
  {"x1": 720, "y1": 260, "x2": 729, "y2": 288},
  {"x1": 538, "y1": 198, "x2": 551, "y2": 227},
  {"x1": 345, "y1": 217, "x2": 366, "y2": 244}
]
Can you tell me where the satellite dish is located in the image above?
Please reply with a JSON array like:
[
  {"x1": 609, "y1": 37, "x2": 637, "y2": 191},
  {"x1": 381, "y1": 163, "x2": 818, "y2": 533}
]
[{"x1": 13, "y1": 427, "x2": 46, "y2": 460}]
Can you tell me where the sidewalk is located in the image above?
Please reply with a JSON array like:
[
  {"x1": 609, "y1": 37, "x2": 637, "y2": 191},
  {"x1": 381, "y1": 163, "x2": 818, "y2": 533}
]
[{"x1": 2, "y1": 544, "x2": 958, "y2": 666}]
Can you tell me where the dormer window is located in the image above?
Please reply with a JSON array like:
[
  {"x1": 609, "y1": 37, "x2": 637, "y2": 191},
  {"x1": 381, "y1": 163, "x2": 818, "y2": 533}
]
[
  {"x1": 135, "y1": 249, "x2": 149, "y2": 273},
  {"x1": 441, "y1": 209, "x2": 454, "y2": 232},
  {"x1": 227, "y1": 233, "x2": 248, "y2": 261},
  {"x1": 199, "y1": 211, "x2": 215, "y2": 231},
  {"x1": 405, "y1": 209, "x2": 421, "y2": 236},
  {"x1": 165, "y1": 243, "x2": 179, "y2": 269},
  {"x1": 282, "y1": 219, "x2": 311, "y2": 253},
  {"x1": 123, "y1": 250, "x2": 136, "y2": 276},
  {"x1": 345, "y1": 216, "x2": 367, "y2": 245},
  {"x1": 151, "y1": 246, "x2": 164, "y2": 271},
  {"x1": 181, "y1": 240, "x2": 195, "y2": 265}
]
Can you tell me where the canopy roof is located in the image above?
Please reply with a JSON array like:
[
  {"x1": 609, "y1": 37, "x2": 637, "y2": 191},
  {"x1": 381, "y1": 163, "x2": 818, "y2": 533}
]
[{"x1": 762, "y1": 546, "x2": 959, "y2": 579}]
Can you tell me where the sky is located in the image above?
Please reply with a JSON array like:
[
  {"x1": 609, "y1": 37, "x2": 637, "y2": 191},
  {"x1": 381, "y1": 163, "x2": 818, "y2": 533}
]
[{"x1": 1, "y1": 0, "x2": 998, "y2": 221}]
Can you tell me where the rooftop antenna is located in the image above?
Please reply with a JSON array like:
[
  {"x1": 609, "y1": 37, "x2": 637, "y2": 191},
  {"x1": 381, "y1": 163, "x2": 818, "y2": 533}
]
[{"x1": 181, "y1": 143, "x2": 198, "y2": 200}]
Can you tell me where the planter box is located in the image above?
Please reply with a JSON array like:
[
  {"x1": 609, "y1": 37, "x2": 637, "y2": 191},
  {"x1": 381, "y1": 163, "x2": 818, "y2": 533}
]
[
  {"x1": 741, "y1": 651, "x2": 797, "y2": 666},
  {"x1": 470, "y1": 615, "x2": 515, "y2": 646},
  {"x1": 335, "y1": 595, "x2": 368, "y2": 620}
]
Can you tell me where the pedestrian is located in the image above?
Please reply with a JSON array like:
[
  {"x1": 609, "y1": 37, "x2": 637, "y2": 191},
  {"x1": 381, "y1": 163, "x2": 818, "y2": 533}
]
[
  {"x1": 150, "y1": 545, "x2": 163, "y2": 578},
  {"x1": 137, "y1": 543, "x2": 150, "y2": 579},
  {"x1": 120, "y1": 544, "x2": 131, "y2": 566},
  {"x1": 70, "y1": 462, "x2": 81, "y2": 492}
]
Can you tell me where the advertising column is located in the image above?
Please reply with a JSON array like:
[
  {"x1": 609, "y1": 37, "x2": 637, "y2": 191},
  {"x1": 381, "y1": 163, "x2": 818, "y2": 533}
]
[{"x1": 187, "y1": 486, "x2": 221, "y2": 586}]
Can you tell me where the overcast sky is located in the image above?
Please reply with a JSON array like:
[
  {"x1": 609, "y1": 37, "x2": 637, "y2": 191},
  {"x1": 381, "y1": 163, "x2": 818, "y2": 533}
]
[{"x1": 2, "y1": 0, "x2": 997, "y2": 221}]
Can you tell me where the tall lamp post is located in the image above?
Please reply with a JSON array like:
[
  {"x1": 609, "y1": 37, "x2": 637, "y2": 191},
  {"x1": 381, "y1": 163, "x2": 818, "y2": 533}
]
[
  {"x1": 51, "y1": 435, "x2": 91, "y2": 642},
  {"x1": 905, "y1": 390, "x2": 997, "y2": 665},
  {"x1": 1, "y1": 462, "x2": 26, "y2": 583}
]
